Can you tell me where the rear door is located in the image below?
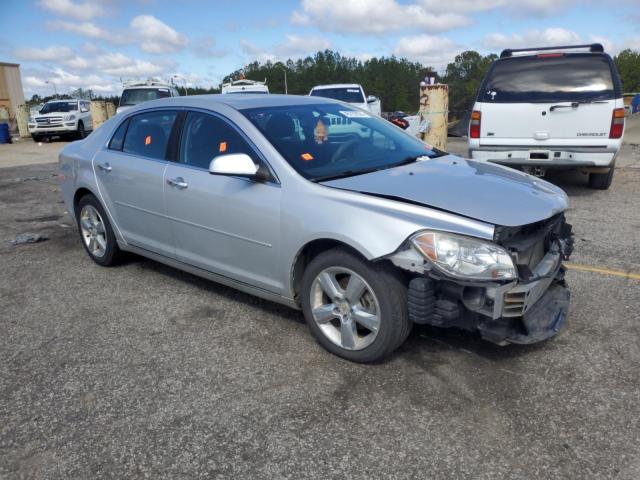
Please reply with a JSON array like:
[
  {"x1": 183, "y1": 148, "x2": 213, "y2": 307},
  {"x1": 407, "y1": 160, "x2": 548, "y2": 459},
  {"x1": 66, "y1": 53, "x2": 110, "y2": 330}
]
[
  {"x1": 93, "y1": 110, "x2": 177, "y2": 257},
  {"x1": 477, "y1": 54, "x2": 621, "y2": 146}
]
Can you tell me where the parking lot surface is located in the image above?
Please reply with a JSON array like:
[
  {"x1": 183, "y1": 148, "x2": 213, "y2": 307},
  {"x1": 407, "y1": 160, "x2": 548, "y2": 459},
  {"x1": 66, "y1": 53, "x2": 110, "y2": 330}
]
[{"x1": 1, "y1": 126, "x2": 639, "y2": 479}]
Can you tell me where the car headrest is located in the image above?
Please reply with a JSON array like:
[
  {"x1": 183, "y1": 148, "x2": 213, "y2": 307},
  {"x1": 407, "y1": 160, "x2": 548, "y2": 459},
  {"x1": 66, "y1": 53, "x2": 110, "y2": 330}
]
[{"x1": 265, "y1": 113, "x2": 295, "y2": 139}]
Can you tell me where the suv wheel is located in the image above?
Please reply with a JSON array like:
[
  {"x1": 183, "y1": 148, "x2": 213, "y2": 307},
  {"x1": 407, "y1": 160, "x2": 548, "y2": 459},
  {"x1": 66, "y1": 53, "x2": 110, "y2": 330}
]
[
  {"x1": 588, "y1": 165, "x2": 614, "y2": 190},
  {"x1": 31, "y1": 134, "x2": 43, "y2": 142},
  {"x1": 76, "y1": 194, "x2": 122, "y2": 266},
  {"x1": 76, "y1": 121, "x2": 86, "y2": 140},
  {"x1": 301, "y1": 248, "x2": 411, "y2": 363}
]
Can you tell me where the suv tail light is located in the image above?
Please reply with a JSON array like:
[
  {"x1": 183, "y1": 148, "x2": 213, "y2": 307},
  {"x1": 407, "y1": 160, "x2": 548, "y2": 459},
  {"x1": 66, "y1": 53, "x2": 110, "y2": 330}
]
[
  {"x1": 469, "y1": 110, "x2": 481, "y2": 138},
  {"x1": 609, "y1": 108, "x2": 625, "y2": 139}
]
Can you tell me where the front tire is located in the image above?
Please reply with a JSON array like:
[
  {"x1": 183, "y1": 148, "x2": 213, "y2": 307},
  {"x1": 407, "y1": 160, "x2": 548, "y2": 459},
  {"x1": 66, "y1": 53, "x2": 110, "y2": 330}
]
[
  {"x1": 76, "y1": 194, "x2": 122, "y2": 266},
  {"x1": 76, "y1": 121, "x2": 86, "y2": 140},
  {"x1": 301, "y1": 248, "x2": 410, "y2": 363},
  {"x1": 588, "y1": 165, "x2": 614, "y2": 190}
]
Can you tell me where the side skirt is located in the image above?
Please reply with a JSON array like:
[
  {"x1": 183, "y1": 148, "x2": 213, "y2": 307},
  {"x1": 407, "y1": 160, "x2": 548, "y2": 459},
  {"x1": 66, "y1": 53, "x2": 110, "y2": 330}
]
[{"x1": 119, "y1": 242, "x2": 300, "y2": 310}]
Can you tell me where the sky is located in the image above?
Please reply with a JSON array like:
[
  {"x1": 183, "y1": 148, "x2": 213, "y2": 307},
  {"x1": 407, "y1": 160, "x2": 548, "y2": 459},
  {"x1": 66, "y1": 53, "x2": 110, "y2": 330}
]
[{"x1": 1, "y1": 0, "x2": 639, "y2": 99}]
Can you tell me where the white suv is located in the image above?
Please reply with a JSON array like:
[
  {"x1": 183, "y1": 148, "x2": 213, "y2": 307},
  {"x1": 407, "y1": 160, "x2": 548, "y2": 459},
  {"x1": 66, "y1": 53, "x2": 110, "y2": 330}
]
[
  {"x1": 469, "y1": 44, "x2": 625, "y2": 189},
  {"x1": 28, "y1": 99, "x2": 93, "y2": 142}
]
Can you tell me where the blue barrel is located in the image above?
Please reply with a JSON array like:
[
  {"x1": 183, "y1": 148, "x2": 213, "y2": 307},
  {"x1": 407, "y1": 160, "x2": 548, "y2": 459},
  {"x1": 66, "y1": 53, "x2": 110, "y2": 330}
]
[{"x1": 0, "y1": 123, "x2": 9, "y2": 144}]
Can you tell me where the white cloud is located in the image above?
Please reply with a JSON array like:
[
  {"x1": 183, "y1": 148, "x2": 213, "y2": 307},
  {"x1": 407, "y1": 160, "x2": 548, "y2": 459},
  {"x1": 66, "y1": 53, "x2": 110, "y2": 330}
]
[
  {"x1": 420, "y1": 0, "x2": 576, "y2": 15},
  {"x1": 278, "y1": 34, "x2": 331, "y2": 56},
  {"x1": 38, "y1": 0, "x2": 105, "y2": 21},
  {"x1": 13, "y1": 46, "x2": 75, "y2": 62},
  {"x1": 393, "y1": 34, "x2": 461, "y2": 69},
  {"x1": 292, "y1": 0, "x2": 469, "y2": 34},
  {"x1": 46, "y1": 20, "x2": 113, "y2": 42},
  {"x1": 130, "y1": 15, "x2": 188, "y2": 54},
  {"x1": 483, "y1": 28, "x2": 582, "y2": 50},
  {"x1": 94, "y1": 52, "x2": 166, "y2": 77},
  {"x1": 240, "y1": 34, "x2": 332, "y2": 62}
]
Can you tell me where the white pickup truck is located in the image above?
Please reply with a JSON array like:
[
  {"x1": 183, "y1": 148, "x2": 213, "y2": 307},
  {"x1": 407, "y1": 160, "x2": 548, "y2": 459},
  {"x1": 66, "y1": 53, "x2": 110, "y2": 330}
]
[{"x1": 309, "y1": 84, "x2": 381, "y2": 116}]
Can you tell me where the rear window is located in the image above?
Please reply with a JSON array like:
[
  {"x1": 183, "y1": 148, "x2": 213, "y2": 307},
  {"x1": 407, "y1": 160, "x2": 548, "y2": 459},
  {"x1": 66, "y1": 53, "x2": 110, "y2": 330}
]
[
  {"x1": 120, "y1": 88, "x2": 171, "y2": 107},
  {"x1": 310, "y1": 87, "x2": 364, "y2": 103},
  {"x1": 479, "y1": 54, "x2": 617, "y2": 103}
]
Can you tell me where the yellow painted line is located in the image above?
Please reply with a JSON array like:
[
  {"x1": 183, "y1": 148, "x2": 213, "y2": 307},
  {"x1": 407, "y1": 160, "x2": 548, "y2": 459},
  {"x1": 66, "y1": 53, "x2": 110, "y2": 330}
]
[{"x1": 564, "y1": 262, "x2": 640, "y2": 280}]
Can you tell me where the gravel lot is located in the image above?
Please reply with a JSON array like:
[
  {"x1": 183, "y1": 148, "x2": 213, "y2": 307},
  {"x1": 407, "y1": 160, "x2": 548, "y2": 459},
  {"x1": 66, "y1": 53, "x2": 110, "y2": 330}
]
[{"x1": 1, "y1": 124, "x2": 639, "y2": 479}]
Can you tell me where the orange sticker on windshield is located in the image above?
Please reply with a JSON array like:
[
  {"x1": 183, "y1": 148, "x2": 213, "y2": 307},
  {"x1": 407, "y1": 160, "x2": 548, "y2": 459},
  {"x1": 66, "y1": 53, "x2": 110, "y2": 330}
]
[
  {"x1": 145, "y1": 135, "x2": 151, "y2": 145},
  {"x1": 219, "y1": 141, "x2": 227, "y2": 153},
  {"x1": 301, "y1": 153, "x2": 314, "y2": 161}
]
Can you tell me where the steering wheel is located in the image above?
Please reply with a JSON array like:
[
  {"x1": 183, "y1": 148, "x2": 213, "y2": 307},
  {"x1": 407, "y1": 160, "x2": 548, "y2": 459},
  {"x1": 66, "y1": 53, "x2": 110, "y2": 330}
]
[{"x1": 329, "y1": 138, "x2": 360, "y2": 164}]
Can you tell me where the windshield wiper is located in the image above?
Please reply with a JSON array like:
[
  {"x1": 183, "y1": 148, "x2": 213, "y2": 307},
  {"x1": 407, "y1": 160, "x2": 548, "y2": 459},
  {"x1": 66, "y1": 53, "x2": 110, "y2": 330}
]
[{"x1": 549, "y1": 100, "x2": 608, "y2": 111}]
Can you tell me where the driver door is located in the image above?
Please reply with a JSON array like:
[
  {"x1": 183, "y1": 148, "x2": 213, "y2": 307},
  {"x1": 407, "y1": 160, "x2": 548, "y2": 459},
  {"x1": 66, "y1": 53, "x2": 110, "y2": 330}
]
[{"x1": 163, "y1": 111, "x2": 282, "y2": 293}]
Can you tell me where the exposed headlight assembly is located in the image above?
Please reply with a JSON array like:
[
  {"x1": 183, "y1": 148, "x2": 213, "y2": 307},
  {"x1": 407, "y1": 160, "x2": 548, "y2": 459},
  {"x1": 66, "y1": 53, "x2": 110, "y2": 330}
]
[{"x1": 412, "y1": 231, "x2": 516, "y2": 281}]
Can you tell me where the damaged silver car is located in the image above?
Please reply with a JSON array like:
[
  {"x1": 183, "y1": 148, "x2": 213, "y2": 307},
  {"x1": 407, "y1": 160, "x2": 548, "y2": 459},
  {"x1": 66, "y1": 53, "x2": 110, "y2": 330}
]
[{"x1": 59, "y1": 95, "x2": 573, "y2": 363}]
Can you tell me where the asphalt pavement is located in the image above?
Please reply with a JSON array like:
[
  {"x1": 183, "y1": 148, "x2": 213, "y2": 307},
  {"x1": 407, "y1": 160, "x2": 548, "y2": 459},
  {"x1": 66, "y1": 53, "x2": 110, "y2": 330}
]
[{"x1": 0, "y1": 126, "x2": 639, "y2": 479}]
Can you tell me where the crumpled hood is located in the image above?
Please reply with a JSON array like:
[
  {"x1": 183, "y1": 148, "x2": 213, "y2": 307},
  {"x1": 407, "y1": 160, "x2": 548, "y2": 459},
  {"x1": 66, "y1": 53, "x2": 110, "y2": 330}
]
[{"x1": 321, "y1": 155, "x2": 568, "y2": 227}]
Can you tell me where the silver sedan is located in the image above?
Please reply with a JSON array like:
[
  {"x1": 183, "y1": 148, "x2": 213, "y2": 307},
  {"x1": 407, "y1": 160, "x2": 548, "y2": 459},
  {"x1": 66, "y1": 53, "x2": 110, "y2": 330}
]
[{"x1": 59, "y1": 94, "x2": 574, "y2": 362}]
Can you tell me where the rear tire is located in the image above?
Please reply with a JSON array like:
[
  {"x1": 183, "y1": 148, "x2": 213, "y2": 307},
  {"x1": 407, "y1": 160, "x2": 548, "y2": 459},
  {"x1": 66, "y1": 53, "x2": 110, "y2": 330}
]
[
  {"x1": 588, "y1": 165, "x2": 614, "y2": 190},
  {"x1": 301, "y1": 248, "x2": 410, "y2": 363},
  {"x1": 76, "y1": 194, "x2": 122, "y2": 266}
]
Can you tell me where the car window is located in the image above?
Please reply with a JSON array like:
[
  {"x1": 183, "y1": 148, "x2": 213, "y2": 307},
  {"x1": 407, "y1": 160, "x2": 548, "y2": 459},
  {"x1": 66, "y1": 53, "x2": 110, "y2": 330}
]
[
  {"x1": 120, "y1": 88, "x2": 172, "y2": 107},
  {"x1": 242, "y1": 103, "x2": 444, "y2": 181},
  {"x1": 480, "y1": 54, "x2": 616, "y2": 103},
  {"x1": 310, "y1": 87, "x2": 365, "y2": 103},
  {"x1": 179, "y1": 112, "x2": 255, "y2": 170},
  {"x1": 108, "y1": 119, "x2": 129, "y2": 151},
  {"x1": 122, "y1": 111, "x2": 177, "y2": 160}
]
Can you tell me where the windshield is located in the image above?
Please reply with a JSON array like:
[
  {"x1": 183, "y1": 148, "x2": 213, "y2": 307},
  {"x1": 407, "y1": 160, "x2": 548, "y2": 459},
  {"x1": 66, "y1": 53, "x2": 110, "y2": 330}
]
[
  {"x1": 39, "y1": 101, "x2": 78, "y2": 114},
  {"x1": 480, "y1": 54, "x2": 616, "y2": 103},
  {"x1": 120, "y1": 88, "x2": 171, "y2": 106},
  {"x1": 310, "y1": 87, "x2": 365, "y2": 103},
  {"x1": 242, "y1": 103, "x2": 444, "y2": 181}
]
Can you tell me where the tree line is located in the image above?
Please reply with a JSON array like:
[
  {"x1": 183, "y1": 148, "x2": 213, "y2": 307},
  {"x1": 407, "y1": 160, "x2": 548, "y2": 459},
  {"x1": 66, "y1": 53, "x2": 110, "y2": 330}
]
[{"x1": 27, "y1": 48, "x2": 640, "y2": 118}]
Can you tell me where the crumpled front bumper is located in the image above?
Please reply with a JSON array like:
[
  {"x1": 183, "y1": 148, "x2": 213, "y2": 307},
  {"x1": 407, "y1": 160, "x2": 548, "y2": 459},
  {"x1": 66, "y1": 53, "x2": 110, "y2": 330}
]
[{"x1": 477, "y1": 279, "x2": 570, "y2": 345}]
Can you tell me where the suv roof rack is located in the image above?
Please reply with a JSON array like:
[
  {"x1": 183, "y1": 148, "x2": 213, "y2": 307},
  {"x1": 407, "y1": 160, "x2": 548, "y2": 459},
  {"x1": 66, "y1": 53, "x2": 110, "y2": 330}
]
[{"x1": 500, "y1": 43, "x2": 604, "y2": 59}]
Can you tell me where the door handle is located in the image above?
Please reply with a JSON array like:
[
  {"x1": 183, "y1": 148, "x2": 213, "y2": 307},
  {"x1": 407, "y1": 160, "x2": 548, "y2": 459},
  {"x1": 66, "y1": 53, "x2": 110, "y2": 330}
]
[
  {"x1": 167, "y1": 177, "x2": 188, "y2": 189},
  {"x1": 97, "y1": 162, "x2": 112, "y2": 172}
]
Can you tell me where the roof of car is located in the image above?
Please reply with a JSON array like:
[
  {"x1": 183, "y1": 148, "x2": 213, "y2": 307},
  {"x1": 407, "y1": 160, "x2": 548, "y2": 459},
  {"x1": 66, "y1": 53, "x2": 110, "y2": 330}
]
[
  {"x1": 311, "y1": 84, "x2": 361, "y2": 90},
  {"x1": 132, "y1": 94, "x2": 339, "y2": 112}
]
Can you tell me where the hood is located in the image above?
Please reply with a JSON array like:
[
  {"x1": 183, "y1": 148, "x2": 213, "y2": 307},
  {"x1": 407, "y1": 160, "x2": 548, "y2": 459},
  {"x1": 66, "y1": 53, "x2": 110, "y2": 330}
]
[{"x1": 321, "y1": 155, "x2": 568, "y2": 227}]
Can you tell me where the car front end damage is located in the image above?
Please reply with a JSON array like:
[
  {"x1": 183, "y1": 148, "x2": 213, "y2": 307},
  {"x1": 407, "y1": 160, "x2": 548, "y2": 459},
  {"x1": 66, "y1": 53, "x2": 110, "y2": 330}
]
[{"x1": 389, "y1": 214, "x2": 574, "y2": 345}]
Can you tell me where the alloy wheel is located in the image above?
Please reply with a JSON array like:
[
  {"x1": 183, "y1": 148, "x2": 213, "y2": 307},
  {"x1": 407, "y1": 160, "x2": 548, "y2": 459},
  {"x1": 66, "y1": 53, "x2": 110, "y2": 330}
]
[
  {"x1": 310, "y1": 267, "x2": 381, "y2": 350},
  {"x1": 79, "y1": 205, "x2": 107, "y2": 258}
]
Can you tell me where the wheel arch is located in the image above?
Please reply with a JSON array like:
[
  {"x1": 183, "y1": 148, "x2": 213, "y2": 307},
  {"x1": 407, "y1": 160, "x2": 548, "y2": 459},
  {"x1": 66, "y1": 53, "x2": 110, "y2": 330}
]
[
  {"x1": 289, "y1": 237, "x2": 379, "y2": 306},
  {"x1": 73, "y1": 186, "x2": 96, "y2": 218}
]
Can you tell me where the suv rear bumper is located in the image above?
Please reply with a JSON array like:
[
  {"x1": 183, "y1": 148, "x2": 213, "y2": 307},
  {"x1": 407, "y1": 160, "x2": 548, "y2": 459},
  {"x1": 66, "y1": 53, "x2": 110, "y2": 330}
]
[{"x1": 470, "y1": 147, "x2": 616, "y2": 168}]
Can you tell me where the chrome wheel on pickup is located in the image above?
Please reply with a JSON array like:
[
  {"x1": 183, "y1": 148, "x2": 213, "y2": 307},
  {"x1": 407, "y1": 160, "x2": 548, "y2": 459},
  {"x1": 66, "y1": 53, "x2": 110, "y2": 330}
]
[
  {"x1": 301, "y1": 248, "x2": 411, "y2": 363},
  {"x1": 310, "y1": 267, "x2": 381, "y2": 351}
]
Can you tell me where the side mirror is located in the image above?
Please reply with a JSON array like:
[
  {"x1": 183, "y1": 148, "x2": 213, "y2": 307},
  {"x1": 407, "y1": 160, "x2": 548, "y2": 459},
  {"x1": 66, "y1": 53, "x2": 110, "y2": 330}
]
[
  {"x1": 209, "y1": 153, "x2": 260, "y2": 178},
  {"x1": 366, "y1": 95, "x2": 378, "y2": 104}
]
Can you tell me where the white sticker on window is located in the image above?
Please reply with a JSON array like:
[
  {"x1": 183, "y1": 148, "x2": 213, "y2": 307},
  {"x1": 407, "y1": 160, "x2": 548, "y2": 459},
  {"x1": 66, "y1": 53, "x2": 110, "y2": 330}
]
[
  {"x1": 346, "y1": 89, "x2": 360, "y2": 93},
  {"x1": 159, "y1": 88, "x2": 169, "y2": 92},
  {"x1": 340, "y1": 110, "x2": 370, "y2": 118}
]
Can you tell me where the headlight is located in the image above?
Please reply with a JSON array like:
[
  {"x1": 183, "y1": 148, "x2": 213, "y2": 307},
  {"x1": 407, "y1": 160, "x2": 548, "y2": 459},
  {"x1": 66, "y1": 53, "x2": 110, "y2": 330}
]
[
  {"x1": 64, "y1": 114, "x2": 76, "y2": 121},
  {"x1": 28, "y1": 116, "x2": 35, "y2": 123},
  {"x1": 412, "y1": 231, "x2": 516, "y2": 280}
]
